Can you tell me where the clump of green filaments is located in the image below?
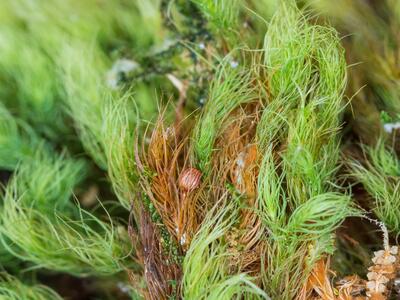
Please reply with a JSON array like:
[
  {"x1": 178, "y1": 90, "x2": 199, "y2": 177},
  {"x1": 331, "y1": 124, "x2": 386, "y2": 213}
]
[{"x1": 1, "y1": 0, "x2": 400, "y2": 299}]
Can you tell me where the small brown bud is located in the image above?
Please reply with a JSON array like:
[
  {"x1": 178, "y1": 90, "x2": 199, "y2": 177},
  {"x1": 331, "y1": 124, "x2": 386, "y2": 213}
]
[{"x1": 179, "y1": 168, "x2": 202, "y2": 192}]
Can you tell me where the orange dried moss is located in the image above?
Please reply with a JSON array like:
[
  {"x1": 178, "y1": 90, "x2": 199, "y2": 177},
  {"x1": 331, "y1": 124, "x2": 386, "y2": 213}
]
[
  {"x1": 137, "y1": 116, "x2": 205, "y2": 251},
  {"x1": 299, "y1": 257, "x2": 366, "y2": 300}
]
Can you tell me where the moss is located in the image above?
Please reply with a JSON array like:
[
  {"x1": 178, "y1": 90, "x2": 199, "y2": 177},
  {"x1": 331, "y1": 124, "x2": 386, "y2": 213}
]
[{"x1": 1, "y1": 0, "x2": 400, "y2": 298}]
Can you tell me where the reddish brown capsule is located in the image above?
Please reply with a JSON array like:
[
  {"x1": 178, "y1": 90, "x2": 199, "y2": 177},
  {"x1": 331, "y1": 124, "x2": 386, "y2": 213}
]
[{"x1": 179, "y1": 168, "x2": 202, "y2": 192}]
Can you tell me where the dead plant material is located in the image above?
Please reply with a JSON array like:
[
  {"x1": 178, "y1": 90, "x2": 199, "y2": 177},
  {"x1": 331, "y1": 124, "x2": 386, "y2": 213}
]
[
  {"x1": 298, "y1": 257, "x2": 368, "y2": 300},
  {"x1": 166, "y1": 73, "x2": 189, "y2": 132},
  {"x1": 213, "y1": 103, "x2": 265, "y2": 276},
  {"x1": 129, "y1": 201, "x2": 181, "y2": 300},
  {"x1": 299, "y1": 257, "x2": 336, "y2": 300},
  {"x1": 336, "y1": 275, "x2": 367, "y2": 300},
  {"x1": 298, "y1": 241, "x2": 400, "y2": 300},
  {"x1": 137, "y1": 115, "x2": 204, "y2": 251}
]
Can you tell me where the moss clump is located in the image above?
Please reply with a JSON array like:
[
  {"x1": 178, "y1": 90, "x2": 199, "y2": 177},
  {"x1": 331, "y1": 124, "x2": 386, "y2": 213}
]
[{"x1": 1, "y1": 0, "x2": 400, "y2": 299}]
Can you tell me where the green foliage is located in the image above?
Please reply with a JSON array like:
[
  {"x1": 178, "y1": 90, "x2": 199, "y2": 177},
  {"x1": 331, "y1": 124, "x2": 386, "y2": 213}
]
[
  {"x1": 0, "y1": 0, "x2": 163, "y2": 52},
  {"x1": 263, "y1": 1, "x2": 312, "y2": 99},
  {"x1": 1, "y1": 0, "x2": 398, "y2": 298},
  {"x1": 182, "y1": 196, "x2": 270, "y2": 300},
  {"x1": 0, "y1": 0, "x2": 164, "y2": 150},
  {"x1": 61, "y1": 46, "x2": 153, "y2": 208},
  {"x1": 307, "y1": 0, "x2": 400, "y2": 118},
  {"x1": 257, "y1": 146, "x2": 287, "y2": 230},
  {"x1": 0, "y1": 104, "x2": 43, "y2": 170},
  {"x1": 259, "y1": 0, "x2": 347, "y2": 205},
  {"x1": 248, "y1": 0, "x2": 279, "y2": 21},
  {"x1": 1, "y1": 204, "x2": 131, "y2": 276},
  {"x1": 103, "y1": 95, "x2": 139, "y2": 209},
  {"x1": 192, "y1": 0, "x2": 241, "y2": 32},
  {"x1": 0, "y1": 29, "x2": 66, "y2": 141},
  {"x1": 11, "y1": 150, "x2": 87, "y2": 213},
  {"x1": 0, "y1": 153, "x2": 132, "y2": 277},
  {"x1": 257, "y1": 149, "x2": 357, "y2": 298},
  {"x1": 349, "y1": 142, "x2": 400, "y2": 234},
  {"x1": 255, "y1": 1, "x2": 357, "y2": 297},
  {"x1": 193, "y1": 58, "x2": 256, "y2": 173},
  {"x1": 0, "y1": 274, "x2": 62, "y2": 300},
  {"x1": 0, "y1": 193, "x2": 132, "y2": 277},
  {"x1": 60, "y1": 43, "x2": 110, "y2": 168}
]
